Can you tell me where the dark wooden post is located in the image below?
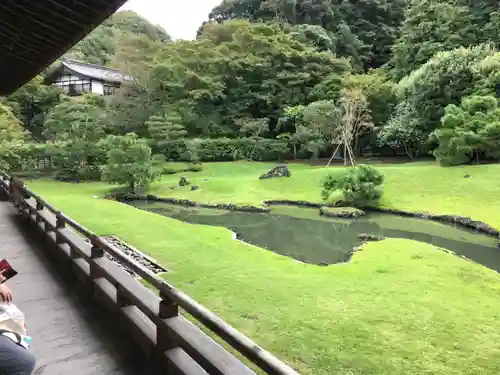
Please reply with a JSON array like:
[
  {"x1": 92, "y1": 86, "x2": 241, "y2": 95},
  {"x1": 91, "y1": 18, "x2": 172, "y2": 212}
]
[
  {"x1": 55, "y1": 213, "x2": 66, "y2": 245},
  {"x1": 116, "y1": 283, "x2": 132, "y2": 309},
  {"x1": 157, "y1": 292, "x2": 179, "y2": 353},
  {"x1": 35, "y1": 199, "x2": 43, "y2": 223},
  {"x1": 90, "y1": 242, "x2": 104, "y2": 276},
  {"x1": 89, "y1": 239, "x2": 105, "y2": 294},
  {"x1": 0, "y1": 175, "x2": 9, "y2": 201}
]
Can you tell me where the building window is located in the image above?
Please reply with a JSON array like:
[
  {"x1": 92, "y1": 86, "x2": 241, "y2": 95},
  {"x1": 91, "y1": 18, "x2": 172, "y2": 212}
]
[
  {"x1": 103, "y1": 85, "x2": 117, "y2": 95},
  {"x1": 68, "y1": 82, "x2": 91, "y2": 96}
]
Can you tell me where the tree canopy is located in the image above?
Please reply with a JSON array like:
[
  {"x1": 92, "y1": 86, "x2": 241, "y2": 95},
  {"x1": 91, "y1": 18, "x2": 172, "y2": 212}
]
[
  {"x1": 5, "y1": 2, "x2": 500, "y2": 175},
  {"x1": 66, "y1": 10, "x2": 171, "y2": 66},
  {"x1": 207, "y1": 0, "x2": 408, "y2": 70}
]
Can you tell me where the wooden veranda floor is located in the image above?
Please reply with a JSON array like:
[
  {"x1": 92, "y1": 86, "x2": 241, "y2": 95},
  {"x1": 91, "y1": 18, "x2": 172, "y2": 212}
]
[{"x1": 0, "y1": 201, "x2": 157, "y2": 375}]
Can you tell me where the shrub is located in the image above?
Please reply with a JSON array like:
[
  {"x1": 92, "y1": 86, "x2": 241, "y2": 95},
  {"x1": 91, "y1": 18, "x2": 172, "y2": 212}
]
[
  {"x1": 101, "y1": 133, "x2": 160, "y2": 192},
  {"x1": 0, "y1": 141, "x2": 53, "y2": 172},
  {"x1": 322, "y1": 165, "x2": 385, "y2": 207},
  {"x1": 161, "y1": 166, "x2": 179, "y2": 175},
  {"x1": 49, "y1": 140, "x2": 107, "y2": 181},
  {"x1": 185, "y1": 163, "x2": 203, "y2": 172}
]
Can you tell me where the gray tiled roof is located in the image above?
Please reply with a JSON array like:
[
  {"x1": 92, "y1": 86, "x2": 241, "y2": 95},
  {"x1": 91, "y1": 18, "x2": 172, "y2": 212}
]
[{"x1": 62, "y1": 59, "x2": 132, "y2": 83}]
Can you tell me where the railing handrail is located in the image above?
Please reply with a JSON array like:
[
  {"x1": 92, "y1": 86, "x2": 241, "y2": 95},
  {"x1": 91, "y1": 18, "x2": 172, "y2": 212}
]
[{"x1": 0, "y1": 173, "x2": 300, "y2": 375}]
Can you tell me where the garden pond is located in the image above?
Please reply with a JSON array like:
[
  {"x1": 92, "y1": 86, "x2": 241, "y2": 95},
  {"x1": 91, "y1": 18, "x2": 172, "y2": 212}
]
[{"x1": 128, "y1": 201, "x2": 500, "y2": 271}]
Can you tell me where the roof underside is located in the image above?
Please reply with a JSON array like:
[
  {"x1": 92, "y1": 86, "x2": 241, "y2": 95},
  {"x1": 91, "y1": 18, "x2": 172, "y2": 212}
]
[{"x1": 0, "y1": 0, "x2": 128, "y2": 96}]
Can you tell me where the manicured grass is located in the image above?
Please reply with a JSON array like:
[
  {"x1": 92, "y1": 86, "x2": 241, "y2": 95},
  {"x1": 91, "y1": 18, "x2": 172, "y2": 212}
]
[{"x1": 27, "y1": 161, "x2": 500, "y2": 375}]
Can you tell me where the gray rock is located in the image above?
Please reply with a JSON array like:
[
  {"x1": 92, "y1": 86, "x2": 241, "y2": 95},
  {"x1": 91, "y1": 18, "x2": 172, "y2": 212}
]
[
  {"x1": 358, "y1": 233, "x2": 385, "y2": 242},
  {"x1": 320, "y1": 206, "x2": 365, "y2": 218},
  {"x1": 259, "y1": 165, "x2": 291, "y2": 180},
  {"x1": 191, "y1": 185, "x2": 199, "y2": 191},
  {"x1": 179, "y1": 176, "x2": 190, "y2": 186}
]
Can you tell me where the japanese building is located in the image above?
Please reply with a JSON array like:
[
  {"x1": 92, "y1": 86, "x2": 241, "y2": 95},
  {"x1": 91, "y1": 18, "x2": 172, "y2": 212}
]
[
  {"x1": 44, "y1": 58, "x2": 131, "y2": 96},
  {"x1": 0, "y1": 0, "x2": 127, "y2": 96}
]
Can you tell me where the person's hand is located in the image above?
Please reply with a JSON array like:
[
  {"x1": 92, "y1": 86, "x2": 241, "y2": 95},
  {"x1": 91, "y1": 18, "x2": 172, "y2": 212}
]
[{"x1": 0, "y1": 283, "x2": 13, "y2": 304}]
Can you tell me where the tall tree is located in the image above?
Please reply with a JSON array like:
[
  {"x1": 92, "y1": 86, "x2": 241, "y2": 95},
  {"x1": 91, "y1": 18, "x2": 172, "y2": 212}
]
[
  {"x1": 66, "y1": 10, "x2": 171, "y2": 66},
  {"x1": 5, "y1": 76, "x2": 62, "y2": 134},
  {"x1": 389, "y1": 0, "x2": 500, "y2": 80},
  {"x1": 379, "y1": 44, "x2": 500, "y2": 160},
  {"x1": 153, "y1": 20, "x2": 351, "y2": 136},
  {"x1": 43, "y1": 96, "x2": 108, "y2": 180},
  {"x1": 389, "y1": 0, "x2": 476, "y2": 80},
  {"x1": 207, "y1": 0, "x2": 408, "y2": 70},
  {"x1": 0, "y1": 104, "x2": 30, "y2": 142},
  {"x1": 433, "y1": 95, "x2": 500, "y2": 166},
  {"x1": 101, "y1": 133, "x2": 160, "y2": 192}
]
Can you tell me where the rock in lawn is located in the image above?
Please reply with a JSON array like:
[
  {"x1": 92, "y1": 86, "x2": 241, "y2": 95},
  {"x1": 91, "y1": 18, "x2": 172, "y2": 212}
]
[
  {"x1": 179, "y1": 176, "x2": 190, "y2": 186},
  {"x1": 259, "y1": 165, "x2": 291, "y2": 180},
  {"x1": 191, "y1": 185, "x2": 199, "y2": 191}
]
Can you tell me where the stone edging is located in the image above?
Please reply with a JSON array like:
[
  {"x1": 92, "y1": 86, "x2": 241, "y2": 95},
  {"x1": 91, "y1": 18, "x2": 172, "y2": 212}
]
[
  {"x1": 108, "y1": 194, "x2": 500, "y2": 238},
  {"x1": 367, "y1": 207, "x2": 499, "y2": 237},
  {"x1": 263, "y1": 199, "x2": 322, "y2": 208},
  {"x1": 358, "y1": 233, "x2": 385, "y2": 242},
  {"x1": 108, "y1": 193, "x2": 271, "y2": 213}
]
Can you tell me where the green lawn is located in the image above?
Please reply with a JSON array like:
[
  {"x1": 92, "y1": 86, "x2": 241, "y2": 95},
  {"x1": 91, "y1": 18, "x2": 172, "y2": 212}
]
[
  {"x1": 147, "y1": 161, "x2": 500, "y2": 228},
  {"x1": 27, "y1": 161, "x2": 500, "y2": 375}
]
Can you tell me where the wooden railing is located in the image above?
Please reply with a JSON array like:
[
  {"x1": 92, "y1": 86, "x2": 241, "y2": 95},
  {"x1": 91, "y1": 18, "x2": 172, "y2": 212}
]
[{"x1": 0, "y1": 173, "x2": 300, "y2": 375}]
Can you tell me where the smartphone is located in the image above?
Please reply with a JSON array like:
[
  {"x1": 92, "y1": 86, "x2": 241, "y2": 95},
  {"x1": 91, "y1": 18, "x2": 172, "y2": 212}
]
[{"x1": 0, "y1": 259, "x2": 17, "y2": 283}]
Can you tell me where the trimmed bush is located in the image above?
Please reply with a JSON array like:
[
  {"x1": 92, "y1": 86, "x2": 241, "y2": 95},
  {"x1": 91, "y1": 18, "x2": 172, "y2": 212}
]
[{"x1": 322, "y1": 165, "x2": 385, "y2": 207}]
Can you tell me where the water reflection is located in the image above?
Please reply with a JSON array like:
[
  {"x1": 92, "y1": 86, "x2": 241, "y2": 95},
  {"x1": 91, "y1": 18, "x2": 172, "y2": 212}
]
[{"x1": 129, "y1": 201, "x2": 500, "y2": 271}]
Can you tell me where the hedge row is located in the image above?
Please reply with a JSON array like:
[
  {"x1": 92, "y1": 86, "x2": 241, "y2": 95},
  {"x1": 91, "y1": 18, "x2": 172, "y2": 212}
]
[{"x1": 158, "y1": 137, "x2": 292, "y2": 162}]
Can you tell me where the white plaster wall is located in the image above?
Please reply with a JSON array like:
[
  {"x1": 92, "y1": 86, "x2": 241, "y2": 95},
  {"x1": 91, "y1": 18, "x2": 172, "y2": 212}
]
[{"x1": 91, "y1": 80, "x2": 104, "y2": 95}]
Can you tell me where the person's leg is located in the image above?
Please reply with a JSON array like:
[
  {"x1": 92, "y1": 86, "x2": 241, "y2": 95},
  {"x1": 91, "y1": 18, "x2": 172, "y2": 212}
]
[{"x1": 0, "y1": 335, "x2": 36, "y2": 375}]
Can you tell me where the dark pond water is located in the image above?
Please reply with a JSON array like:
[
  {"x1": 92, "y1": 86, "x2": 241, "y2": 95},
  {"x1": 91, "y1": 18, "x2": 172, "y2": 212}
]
[{"x1": 128, "y1": 201, "x2": 500, "y2": 271}]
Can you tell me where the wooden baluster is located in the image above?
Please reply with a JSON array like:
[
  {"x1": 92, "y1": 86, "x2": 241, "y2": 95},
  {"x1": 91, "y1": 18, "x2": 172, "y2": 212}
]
[
  {"x1": 90, "y1": 241, "x2": 104, "y2": 277},
  {"x1": 0, "y1": 176, "x2": 8, "y2": 201},
  {"x1": 55, "y1": 213, "x2": 66, "y2": 245},
  {"x1": 157, "y1": 292, "x2": 179, "y2": 353},
  {"x1": 89, "y1": 238, "x2": 105, "y2": 294},
  {"x1": 10, "y1": 177, "x2": 23, "y2": 213},
  {"x1": 116, "y1": 284, "x2": 133, "y2": 321},
  {"x1": 35, "y1": 199, "x2": 43, "y2": 223}
]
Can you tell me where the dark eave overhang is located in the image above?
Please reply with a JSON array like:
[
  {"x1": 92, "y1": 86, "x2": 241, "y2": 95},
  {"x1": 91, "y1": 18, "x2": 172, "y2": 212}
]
[{"x1": 0, "y1": 0, "x2": 127, "y2": 96}]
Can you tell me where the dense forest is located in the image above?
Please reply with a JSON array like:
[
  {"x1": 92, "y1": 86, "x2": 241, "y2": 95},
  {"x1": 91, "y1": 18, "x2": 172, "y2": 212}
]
[{"x1": 2, "y1": 1, "x2": 500, "y2": 185}]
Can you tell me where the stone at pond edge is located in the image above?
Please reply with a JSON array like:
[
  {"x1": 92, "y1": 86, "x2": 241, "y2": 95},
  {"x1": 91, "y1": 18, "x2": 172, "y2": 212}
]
[
  {"x1": 358, "y1": 233, "x2": 385, "y2": 242},
  {"x1": 179, "y1": 176, "x2": 190, "y2": 186},
  {"x1": 259, "y1": 165, "x2": 291, "y2": 180},
  {"x1": 191, "y1": 185, "x2": 199, "y2": 191},
  {"x1": 111, "y1": 192, "x2": 271, "y2": 213},
  {"x1": 320, "y1": 206, "x2": 365, "y2": 218}
]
